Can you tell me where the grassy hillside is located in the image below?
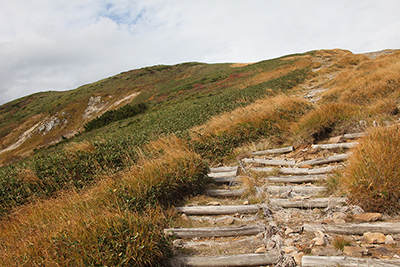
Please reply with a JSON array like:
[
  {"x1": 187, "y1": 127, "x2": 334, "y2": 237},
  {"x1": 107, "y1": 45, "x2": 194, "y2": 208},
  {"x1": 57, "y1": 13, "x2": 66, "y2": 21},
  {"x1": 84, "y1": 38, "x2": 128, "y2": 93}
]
[{"x1": 0, "y1": 49, "x2": 400, "y2": 266}]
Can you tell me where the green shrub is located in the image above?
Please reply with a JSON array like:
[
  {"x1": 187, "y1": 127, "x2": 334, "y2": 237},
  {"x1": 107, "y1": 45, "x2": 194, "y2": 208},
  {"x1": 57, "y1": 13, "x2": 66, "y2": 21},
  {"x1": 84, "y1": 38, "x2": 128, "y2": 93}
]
[{"x1": 84, "y1": 103, "x2": 147, "y2": 132}]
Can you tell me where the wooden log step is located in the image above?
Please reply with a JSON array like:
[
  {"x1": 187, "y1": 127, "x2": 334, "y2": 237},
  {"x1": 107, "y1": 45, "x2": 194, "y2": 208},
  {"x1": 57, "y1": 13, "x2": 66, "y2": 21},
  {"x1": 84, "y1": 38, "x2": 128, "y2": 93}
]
[
  {"x1": 242, "y1": 158, "x2": 296, "y2": 166},
  {"x1": 303, "y1": 222, "x2": 400, "y2": 235},
  {"x1": 296, "y1": 153, "x2": 350, "y2": 167},
  {"x1": 170, "y1": 252, "x2": 281, "y2": 267},
  {"x1": 344, "y1": 132, "x2": 367, "y2": 139},
  {"x1": 212, "y1": 176, "x2": 240, "y2": 183},
  {"x1": 164, "y1": 224, "x2": 265, "y2": 238},
  {"x1": 175, "y1": 205, "x2": 261, "y2": 215},
  {"x1": 205, "y1": 189, "x2": 245, "y2": 197},
  {"x1": 267, "y1": 185, "x2": 326, "y2": 196},
  {"x1": 262, "y1": 174, "x2": 327, "y2": 183},
  {"x1": 252, "y1": 146, "x2": 294, "y2": 155},
  {"x1": 210, "y1": 166, "x2": 238, "y2": 173},
  {"x1": 269, "y1": 197, "x2": 345, "y2": 208},
  {"x1": 208, "y1": 171, "x2": 237, "y2": 178},
  {"x1": 302, "y1": 255, "x2": 400, "y2": 267},
  {"x1": 250, "y1": 165, "x2": 338, "y2": 175},
  {"x1": 311, "y1": 142, "x2": 358, "y2": 150}
]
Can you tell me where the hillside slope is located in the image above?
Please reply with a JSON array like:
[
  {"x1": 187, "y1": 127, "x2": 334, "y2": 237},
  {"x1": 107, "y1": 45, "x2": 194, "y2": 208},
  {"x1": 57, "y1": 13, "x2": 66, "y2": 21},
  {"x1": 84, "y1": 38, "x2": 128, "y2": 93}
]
[
  {"x1": 2, "y1": 48, "x2": 396, "y2": 166},
  {"x1": 0, "y1": 56, "x2": 314, "y2": 166},
  {"x1": 1, "y1": 48, "x2": 400, "y2": 266}
]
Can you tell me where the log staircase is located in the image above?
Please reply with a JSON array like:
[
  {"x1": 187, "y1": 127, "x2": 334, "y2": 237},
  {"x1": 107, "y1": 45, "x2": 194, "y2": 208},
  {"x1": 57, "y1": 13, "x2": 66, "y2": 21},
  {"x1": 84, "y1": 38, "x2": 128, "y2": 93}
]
[{"x1": 165, "y1": 133, "x2": 400, "y2": 267}]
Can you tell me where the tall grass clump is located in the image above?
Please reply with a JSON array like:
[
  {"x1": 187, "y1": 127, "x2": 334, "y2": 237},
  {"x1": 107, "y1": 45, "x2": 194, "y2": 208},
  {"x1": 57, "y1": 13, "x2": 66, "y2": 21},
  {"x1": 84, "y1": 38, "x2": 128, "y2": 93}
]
[
  {"x1": 0, "y1": 193, "x2": 172, "y2": 266},
  {"x1": 293, "y1": 103, "x2": 357, "y2": 144},
  {"x1": 341, "y1": 125, "x2": 400, "y2": 214},
  {"x1": 190, "y1": 95, "x2": 310, "y2": 163},
  {"x1": 102, "y1": 136, "x2": 209, "y2": 211},
  {"x1": 0, "y1": 136, "x2": 208, "y2": 266}
]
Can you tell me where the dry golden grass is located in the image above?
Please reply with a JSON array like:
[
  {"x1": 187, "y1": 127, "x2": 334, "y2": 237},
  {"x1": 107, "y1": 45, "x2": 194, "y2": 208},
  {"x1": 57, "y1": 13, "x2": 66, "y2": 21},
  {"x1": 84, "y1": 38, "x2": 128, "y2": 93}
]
[
  {"x1": 321, "y1": 51, "x2": 400, "y2": 106},
  {"x1": 332, "y1": 235, "x2": 351, "y2": 251},
  {"x1": 231, "y1": 138, "x2": 271, "y2": 161},
  {"x1": 190, "y1": 95, "x2": 311, "y2": 163},
  {"x1": 0, "y1": 190, "x2": 171, "y2": 266},
  {"x1": 229, "y1": 63, "x2": 254, "y2": 68},
  {"x1": 190, "y1": 95, "x2": 309, "y2": 141},
  {"x1": 0, "y1": 135, "x2": 206, "y2": 266},
  {"x1": 292, "y1": 102, "x2": 358, "y2": 144},
  {"x1": 239, "y1": 57, "x2": 313, "y2": 89},
  {"x1": 64, "y1": 140, "x2": 95, "y2": 154},
  {"x1": 340, "y1": 125, "x2": 400, "y2": 214}
]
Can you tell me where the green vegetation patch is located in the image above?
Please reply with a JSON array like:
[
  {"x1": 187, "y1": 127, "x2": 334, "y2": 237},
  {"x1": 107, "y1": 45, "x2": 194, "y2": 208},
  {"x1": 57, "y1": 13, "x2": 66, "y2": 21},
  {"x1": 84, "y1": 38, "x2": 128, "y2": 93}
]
[{"x1": 84, "y1": 103, "x2": 147, "y2": 132}]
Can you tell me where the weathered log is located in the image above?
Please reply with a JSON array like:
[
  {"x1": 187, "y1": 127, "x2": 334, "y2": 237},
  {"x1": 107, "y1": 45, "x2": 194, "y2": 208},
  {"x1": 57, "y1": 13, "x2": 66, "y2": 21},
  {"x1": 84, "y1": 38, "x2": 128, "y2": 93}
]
[
  {"x1": 302, "y1": 255, "x2": 400, "y2": 267},
  {"x1": 311, "y1": 142, "x2": 358, "y2": 150},
  {"x1": 251, "y1": 165, "x2": 338, "y2": 175},
  {"x1": 252, "y1": 146, "x2": 294, "y2": 155},
  {"x1": 250, "y1": 166, "x2": 275, "y2": 173},
  {"x1": 164, "y1": 224, "x2": 265, "y2": 238},
  {"x1": 303, "y1": 222, "x2": 400, "y2": 235},
  {"x1": 170, "y1": 252, "x2": 281, "y2": 267},
  {"x1": 269, "y1": 197, "x2": 345, "y2": 208},
  {"x1": 267, "y1": 185, "x2": 326, "y2": 196},
  {"x1": 208, "y1": 171, "x2": 237, "y2": 178},
  {"x1": 304, "y1": 166, "x2": 339, "y2": 174},
  {"x1": 344, "y1": 132, "x2": 367, "y2": 139},
  {"x1": 175, "y1": 205, "x2": 261, "y2": 215},
  {"x1": 296, "y1": 153, "x2": 349, "y2": 167},
  {"x1": 262, "y1": 174, "x2": 327, "y2": 183},
  {"x1": 242, "y1": 158, "x2": 296, "y2": 166},
  {"x1": 212, "y1": 176, "x2": 240, "y2": 183},
  {"x1": 210, "y1": 166, "x2": 238, "y2": 173},
  {"x1": 206, "y1": 189, "x2": 245, "y2": 197}
]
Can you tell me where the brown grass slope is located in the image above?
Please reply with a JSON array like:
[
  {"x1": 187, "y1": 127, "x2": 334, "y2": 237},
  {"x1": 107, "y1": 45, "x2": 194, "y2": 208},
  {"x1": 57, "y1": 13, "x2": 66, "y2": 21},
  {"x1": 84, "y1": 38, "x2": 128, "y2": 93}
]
[{"x1": 1, "y1": 49, "x2": 400, "y2": 266}]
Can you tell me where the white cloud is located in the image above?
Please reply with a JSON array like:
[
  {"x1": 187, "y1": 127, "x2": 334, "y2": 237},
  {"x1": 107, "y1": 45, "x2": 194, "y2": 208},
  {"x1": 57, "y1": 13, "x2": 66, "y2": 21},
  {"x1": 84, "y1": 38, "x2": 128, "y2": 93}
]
[{"x1": 0, "y1": 0, "x2": 400, "y2": 104}]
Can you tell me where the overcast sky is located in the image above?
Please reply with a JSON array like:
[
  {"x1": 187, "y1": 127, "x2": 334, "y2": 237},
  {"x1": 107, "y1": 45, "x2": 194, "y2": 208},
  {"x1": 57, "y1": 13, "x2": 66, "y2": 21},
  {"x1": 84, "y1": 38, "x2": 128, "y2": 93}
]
[{"x1": 1, "y1": 0, "x2": 399, "y2": 105}]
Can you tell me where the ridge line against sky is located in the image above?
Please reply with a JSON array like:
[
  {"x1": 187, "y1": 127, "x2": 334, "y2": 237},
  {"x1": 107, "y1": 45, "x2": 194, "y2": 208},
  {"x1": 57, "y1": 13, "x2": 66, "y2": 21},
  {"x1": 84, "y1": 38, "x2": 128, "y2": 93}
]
[{"x1": 1, "y1": 0, "x2": 399, "y2": 105}]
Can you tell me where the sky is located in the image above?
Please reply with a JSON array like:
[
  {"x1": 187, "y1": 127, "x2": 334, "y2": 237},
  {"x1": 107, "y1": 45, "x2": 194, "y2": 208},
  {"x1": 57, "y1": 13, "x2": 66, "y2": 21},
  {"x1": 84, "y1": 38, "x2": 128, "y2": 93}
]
[{"x1": 0, "y1": 0, "x2": 399, "y2": 105}]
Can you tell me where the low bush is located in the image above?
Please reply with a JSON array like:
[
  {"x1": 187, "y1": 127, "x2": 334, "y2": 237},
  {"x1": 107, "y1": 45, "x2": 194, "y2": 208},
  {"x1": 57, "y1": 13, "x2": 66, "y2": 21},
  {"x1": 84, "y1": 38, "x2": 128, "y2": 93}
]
[
  {"x1": 84, "y1": 103, "x2": 147, "y2": 132},
  {"x1": 341, "y1": 125, "x2": 400, "y2": 213}
]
